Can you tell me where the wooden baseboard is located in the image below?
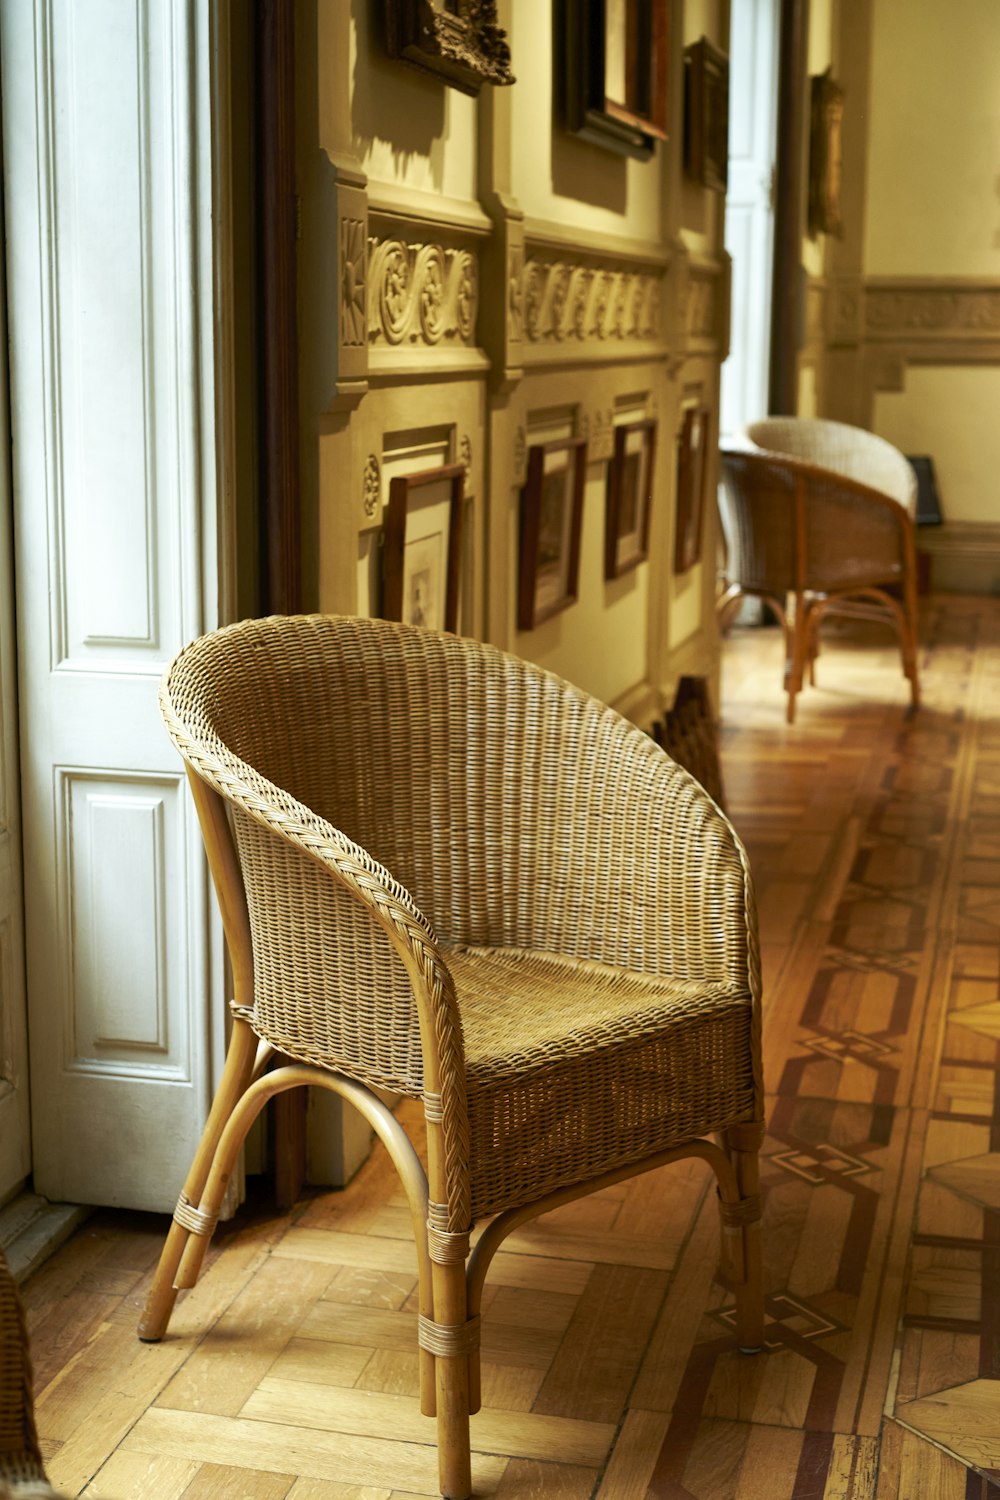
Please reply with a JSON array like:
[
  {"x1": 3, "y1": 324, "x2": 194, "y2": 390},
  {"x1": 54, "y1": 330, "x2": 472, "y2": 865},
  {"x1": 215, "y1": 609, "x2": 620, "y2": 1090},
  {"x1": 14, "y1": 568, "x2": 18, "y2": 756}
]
[{"x1": 917, "y1": 521, "x2": 1000, "y2": 594}]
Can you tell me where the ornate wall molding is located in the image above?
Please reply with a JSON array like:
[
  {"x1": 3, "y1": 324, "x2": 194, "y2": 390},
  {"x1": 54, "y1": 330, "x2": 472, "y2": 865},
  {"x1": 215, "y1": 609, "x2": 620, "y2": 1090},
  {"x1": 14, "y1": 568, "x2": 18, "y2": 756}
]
[
  {"x1": 367, "y1": 236, "x2": 479, "y2": 350},
  {"x1": 865, "y1": 280, "x2": 1000, "y2": 339},
  {"x1": 512, "y1": 235, "x2": 666, "y2": 365}
]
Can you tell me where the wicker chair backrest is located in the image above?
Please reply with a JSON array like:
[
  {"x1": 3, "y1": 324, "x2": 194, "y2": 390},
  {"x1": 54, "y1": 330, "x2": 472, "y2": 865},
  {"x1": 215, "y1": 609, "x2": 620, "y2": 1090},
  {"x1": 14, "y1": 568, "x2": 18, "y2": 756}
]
[
  {"x1": 743, "y1": 417, "x2": 917, "y2": 515},
  {"x1": 161, "y1": 616, "x2": 750, "y2": 1095}
]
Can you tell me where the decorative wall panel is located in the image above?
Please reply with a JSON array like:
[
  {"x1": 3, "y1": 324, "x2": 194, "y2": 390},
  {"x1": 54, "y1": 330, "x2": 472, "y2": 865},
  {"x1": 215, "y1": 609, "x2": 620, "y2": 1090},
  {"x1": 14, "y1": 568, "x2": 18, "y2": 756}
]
[{"x1": 59, "y1": 772, "x2": 188, "y2": 1079}]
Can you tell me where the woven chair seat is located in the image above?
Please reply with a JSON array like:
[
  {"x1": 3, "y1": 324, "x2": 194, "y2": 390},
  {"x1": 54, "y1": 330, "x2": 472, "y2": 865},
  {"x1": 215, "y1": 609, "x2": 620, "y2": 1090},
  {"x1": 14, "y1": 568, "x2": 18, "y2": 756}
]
[{"x1": 451, "y1": 944, "x2": 756, "y2": 1219}]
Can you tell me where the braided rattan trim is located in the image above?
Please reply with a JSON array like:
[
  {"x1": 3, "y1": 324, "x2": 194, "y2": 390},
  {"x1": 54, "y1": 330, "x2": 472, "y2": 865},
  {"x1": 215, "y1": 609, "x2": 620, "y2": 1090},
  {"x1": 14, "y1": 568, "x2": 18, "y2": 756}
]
[
  {"x1": 427, "y1": 1224, "x2": 471, "y2": 1264},
  {"x1": 417, "y1": 1313, "x2": 481, "y2": 1358},
  {"x1": 717, "y1": 1193, "x2": 761, "y2": 1228},
  {"x1": 173, "y1": 1192, "x2": 219, "y2": 1237}
]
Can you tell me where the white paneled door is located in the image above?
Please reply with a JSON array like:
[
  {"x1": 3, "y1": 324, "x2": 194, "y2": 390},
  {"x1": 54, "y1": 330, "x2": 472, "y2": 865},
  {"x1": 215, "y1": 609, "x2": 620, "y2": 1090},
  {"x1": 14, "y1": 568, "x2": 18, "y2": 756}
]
[
  {"x1": 1, "y1": 0, "x2": 223, "y2": 1209},
  {"x1": 0, "y1": 264, "x2": 30, "y2": 1206},
  {"x1": 721, "y1": 0, "x2": 779, "y2": 441}
]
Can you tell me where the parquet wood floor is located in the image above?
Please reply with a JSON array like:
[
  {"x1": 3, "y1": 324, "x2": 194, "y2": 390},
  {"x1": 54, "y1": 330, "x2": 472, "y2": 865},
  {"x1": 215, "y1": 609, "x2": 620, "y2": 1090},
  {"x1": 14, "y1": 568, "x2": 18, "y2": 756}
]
[{"x1": 19, "y1": 596, "x2": 1000, "y2": 1498}]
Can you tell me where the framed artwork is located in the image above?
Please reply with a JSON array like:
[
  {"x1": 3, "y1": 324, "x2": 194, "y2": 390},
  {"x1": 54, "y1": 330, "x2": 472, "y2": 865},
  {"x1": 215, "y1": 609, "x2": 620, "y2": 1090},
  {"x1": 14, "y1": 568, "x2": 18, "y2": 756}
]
[
  {"x1": 674, "y1": 406, "x2": 710, "y2": 574},
  {"x1": 605, "y1": 418, "x2": 656, "y2": 578},
  {"x1": 683, "y1": 38, "x2": 729, "y2": 192},
  {"x1": 384, "y1": 0, "x2": 515, "y2": 97},
  {"x1": 382, "y1": 463, "x2": 464, "y2": 633},
  {"x1": 808, "y1": 68, "x2": 844, "y2": 237},
  {"x1": 563, "y1": 0, "x2": 669, "y2": 160},
  {"x1": 518, "y1": 438, "x2": 587, "y2": 630}
]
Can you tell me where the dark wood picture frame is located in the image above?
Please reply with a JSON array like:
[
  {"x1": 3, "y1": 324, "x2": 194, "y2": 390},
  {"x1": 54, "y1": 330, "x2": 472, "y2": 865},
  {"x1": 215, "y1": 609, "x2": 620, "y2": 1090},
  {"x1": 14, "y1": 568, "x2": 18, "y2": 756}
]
[
  {"x1": 674, "y1": 406, "x2": 710, "y2": 574},
  {"x1": 683, "y1": 38, "x2": 729, "y2": 192},
  {"x1": 518, "y1": 438, "x2": 587, "y2": 630},
  {"x1": 382, "y1": 463, "x2": 464, "y2": 633},
  {"x1": 384, "y1": 0, "x2": 515, "y2": 97},
  {"x1": 808, "y1": 67, "x2": 844, "y2": 237},
  {"x1": 605, "y1": 418, "x2": 656, "y2": 578},
  {"x1": 563, "y1": 0, "x2": 669, "y2": 160}
]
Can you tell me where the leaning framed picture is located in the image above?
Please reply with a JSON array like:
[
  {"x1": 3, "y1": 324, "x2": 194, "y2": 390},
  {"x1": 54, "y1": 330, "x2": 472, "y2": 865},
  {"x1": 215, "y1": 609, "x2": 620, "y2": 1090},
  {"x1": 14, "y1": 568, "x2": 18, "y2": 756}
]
[
  {"x1": 518, "y1": 437, "x2": 587, "y2": 630},
  {"x1": 674, "y1": 405, "x2": 710, "y2": 574},
  {"x1": 605, "y1": 418, "x2": 656, "y2": 578},
  {"x1": 382, "y1": 463, "x2": 464, "y2": 632},
  {"x1": 683, "y1": 38, "x2": 729, "y2": 192},
  {"x1": 563, "y1": 0, "x2": 669, "y2": 159}
]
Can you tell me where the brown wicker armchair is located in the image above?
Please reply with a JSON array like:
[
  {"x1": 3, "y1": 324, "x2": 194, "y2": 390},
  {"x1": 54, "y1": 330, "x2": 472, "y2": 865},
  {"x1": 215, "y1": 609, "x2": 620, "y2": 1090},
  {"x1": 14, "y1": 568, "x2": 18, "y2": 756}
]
[
  {"x1": 0, "y1": 1251, "x2": 64, "y2": 1499},
  {"x1": 138, "y1": 614, "x2": 765, "y2": 1500},
  {"x1": 719, "y1": 426, "x2": 920, "y2": 723}
]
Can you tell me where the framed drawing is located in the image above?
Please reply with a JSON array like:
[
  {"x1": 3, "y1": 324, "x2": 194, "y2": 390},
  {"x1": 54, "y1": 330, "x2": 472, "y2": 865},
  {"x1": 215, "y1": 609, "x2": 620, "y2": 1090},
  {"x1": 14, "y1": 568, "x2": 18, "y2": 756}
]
[
  {"x1": 563, "y1": 0, "x2": 669, "y2": 159},
  {"x1": 382, "y1": 463, "x2": 464, "y2": 632},
  {"x1": 518, "y1": 438, "x2": 587, "y2": 630},
  {"x1": 384, "y1": 0, "x2": 515, "y2": 97},
  {"x1": 808, "y1": 68, "x2": 844, "y2": 237},
  {"x1": 683, "y1": 38, "x2": 729, "y2": 192},
  {"x1": 674, "y1": 406, "x2": 710, "y2": 574},
  {"x1": 605, "y1": 418, "x2": 656, "y2": 578}
]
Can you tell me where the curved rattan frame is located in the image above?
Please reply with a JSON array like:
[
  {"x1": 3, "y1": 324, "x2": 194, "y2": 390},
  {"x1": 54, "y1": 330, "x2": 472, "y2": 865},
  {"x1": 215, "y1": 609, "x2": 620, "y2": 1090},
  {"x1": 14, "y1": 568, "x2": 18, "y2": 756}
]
[
  {"x1": 138, "y1": 614, "x2": 765, "y2": 1499},
  {"x1": 719, "y1": 445, "x2": 920, "y2": 723}
]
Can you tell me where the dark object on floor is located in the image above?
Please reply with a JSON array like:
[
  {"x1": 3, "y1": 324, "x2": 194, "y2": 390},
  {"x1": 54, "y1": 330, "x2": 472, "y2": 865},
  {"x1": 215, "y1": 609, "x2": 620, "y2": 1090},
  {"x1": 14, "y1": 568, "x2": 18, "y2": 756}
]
[
  {"x1": 906, "y1": 455, "x2": 944, "y2": 526},
  {"x1": 652, "y1": 675, "x2": 725, "y2": 809}
]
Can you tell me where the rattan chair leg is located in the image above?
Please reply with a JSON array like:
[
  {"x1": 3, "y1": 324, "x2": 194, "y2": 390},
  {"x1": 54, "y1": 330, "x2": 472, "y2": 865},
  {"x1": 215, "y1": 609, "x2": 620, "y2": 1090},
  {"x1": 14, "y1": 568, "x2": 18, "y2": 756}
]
[
  {"x1": 722, "y1": 1122, "x2": 765, "y2": 1354},
  {"x1": 431, "y1": 1258, "x2": 473, "y2": 1500},
  {"x1": 138, "y1": 1017, "x2": 258, "y2": 1340}
]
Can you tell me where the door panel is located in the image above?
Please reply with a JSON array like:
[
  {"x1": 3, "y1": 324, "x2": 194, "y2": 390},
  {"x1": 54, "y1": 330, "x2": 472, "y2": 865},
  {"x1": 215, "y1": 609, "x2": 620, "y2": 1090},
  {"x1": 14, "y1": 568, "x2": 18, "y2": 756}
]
[
  {"x1": 0, "y1": 259, "x2": 30, "y2": 1203},
  {"x1": 1, "y1": 0, "x2": 222, "y2": 1209}
]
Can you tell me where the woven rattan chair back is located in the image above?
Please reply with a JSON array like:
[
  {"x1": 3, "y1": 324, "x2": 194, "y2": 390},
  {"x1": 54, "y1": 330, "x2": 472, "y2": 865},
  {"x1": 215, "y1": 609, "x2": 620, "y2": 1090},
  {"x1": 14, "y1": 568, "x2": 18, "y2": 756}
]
[
  {"x1": 744, "y1": 416, "x2": 918, "y2": 515},
  {"x1": 140, "y1": 614, "x2": 766, "y2": 1500},
  {"x1": 0, "y1": 1252, "x2": 64, "y2": 1497},
  {"x1": 719, "y1": 442, "x2": 920, "y2": 723}
]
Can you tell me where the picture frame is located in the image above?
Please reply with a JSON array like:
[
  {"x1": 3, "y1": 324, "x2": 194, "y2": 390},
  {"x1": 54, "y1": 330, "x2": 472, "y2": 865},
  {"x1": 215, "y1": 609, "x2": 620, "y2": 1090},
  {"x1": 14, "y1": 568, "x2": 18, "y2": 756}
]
[
  {"x1": 605, "y1": 418, "x2": 656, "y2": 579},
  {"x1": 808, "y1": 68, "x2": 845, "y2": 237},
  {"x1": 674, "y1": 406, "x2": 710, "y2": 574},
  {"x1": 683, "y1": 38, "x2": 729, "y2": 193},
  {"x1": 518, "y1": 438, "x2": 587, "y2": 630},
  {"x1": 382, "y1": 463, "x2": 464, "y2": 633},
  {"x1": 384, "y1": 0, "x2": 515, "y2": 97},
  {"x1": 563, "y1": 0, "x2": 669, "y2": 160}
]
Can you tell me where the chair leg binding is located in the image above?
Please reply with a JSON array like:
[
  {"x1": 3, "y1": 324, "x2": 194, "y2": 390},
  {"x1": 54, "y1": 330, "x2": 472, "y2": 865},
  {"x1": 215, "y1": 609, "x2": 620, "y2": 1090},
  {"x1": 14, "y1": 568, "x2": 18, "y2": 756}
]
[
  {"x1": 172, "y1": 1191, "x2": 220, "y2": 1239},
  {"x1": 418, "y1": 1313, "x2": 481, "y2": 1358},
  {"x1": 717, "y1": 1188, "x2": 765, "y2": 1355}
]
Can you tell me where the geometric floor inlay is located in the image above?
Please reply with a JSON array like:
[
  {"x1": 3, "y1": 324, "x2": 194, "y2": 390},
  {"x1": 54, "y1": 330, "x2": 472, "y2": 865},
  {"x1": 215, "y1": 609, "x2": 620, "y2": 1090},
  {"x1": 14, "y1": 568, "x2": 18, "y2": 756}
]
[{"x1": 928, "y1": 1154, "x2": 1000, "y2": 1212}]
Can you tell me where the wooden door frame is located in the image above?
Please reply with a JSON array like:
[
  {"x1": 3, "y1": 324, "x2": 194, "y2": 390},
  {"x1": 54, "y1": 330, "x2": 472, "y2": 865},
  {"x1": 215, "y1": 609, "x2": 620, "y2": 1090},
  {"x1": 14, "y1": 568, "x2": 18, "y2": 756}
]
[{"x1": 768, "y1": 0, "x2": 810, "y2": 414}]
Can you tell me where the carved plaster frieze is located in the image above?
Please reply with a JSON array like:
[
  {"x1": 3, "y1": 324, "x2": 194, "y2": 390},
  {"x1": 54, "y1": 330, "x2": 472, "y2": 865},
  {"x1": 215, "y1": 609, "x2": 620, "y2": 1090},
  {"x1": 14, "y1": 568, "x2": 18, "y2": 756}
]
[
  {"x1": 363, "y1": 453, "x2": 381, "y2": 517},
  {"x1": 516, "y1": 254, "x2": 662, "y2": 346},
  {"x1": 865, "y1": 284, "x2": 1000, "y2": 339},
  {"x1": 368, "y1": 237, "x2": 478, "y2": 349},
  {"x1": 828, "y1": 278, "x2": 863, "y2": 345},
  {"x1": 684, "y1": 272, "x2": 717, "y2": 343},
  {"x1": 341, "y1": 218, "x2": 367, "y2": 348}
]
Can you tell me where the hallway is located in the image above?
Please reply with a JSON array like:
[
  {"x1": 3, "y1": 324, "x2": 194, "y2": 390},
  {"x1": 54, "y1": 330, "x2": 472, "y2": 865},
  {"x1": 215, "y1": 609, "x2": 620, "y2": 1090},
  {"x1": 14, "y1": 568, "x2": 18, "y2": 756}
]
[{"x1": 18, "y1": 596, "x2": 1000, "y2": 1499}]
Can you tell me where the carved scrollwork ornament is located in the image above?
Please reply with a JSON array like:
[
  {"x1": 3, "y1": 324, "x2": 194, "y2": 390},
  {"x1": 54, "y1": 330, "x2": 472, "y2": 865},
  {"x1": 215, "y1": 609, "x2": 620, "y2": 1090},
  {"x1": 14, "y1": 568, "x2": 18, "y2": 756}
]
[
  {"x1": 459, "y1": 434, "x2": 473, "y2": 472},
  {"x1": 368, "y1": 237, "x2": 479, "y2": 348},
  {"x1": 363, "y1": 454, "x2": 381, "y2": 518}
]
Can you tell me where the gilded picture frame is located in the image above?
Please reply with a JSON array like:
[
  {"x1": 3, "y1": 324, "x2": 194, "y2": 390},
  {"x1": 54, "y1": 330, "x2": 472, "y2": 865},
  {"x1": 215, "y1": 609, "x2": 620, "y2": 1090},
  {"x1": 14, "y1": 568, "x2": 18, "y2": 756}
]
[
  {"x1": 382, "y1": 464, "x2": 465, "y2": 633},
  {"x1": 384, "y1": 0, "x2": 515, "y2": 97},
  {"x1": 518, "y1": 438, "x2": 587, "y2": 630},
  {"x1": 563, "y1": 0, "x2": 669, "y2": 160},
  {"x1": 605, "y1": 418, "x2": 656, "y2": 579}
]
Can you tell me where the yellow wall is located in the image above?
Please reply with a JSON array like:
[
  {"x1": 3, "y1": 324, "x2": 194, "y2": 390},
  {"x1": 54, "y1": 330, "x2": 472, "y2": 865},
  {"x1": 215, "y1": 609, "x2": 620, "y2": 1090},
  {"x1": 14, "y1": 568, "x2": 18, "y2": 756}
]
[
  {"x1": 865, "y1": 0, "x2": 1000, "y2": 278},
  {"x1": 875, "y1": 368, "x2": 1000, "y2": 524},
  {"x1": 299, "y1": 1, "x2": 730, "y2": 723}
]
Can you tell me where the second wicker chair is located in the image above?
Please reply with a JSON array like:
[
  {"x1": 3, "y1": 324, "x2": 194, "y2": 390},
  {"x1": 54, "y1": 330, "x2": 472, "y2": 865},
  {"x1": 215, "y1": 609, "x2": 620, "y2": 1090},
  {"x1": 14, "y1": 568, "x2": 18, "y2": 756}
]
[{"x1": 138, "y1": 614, "x2": 765, "y2": 1500}]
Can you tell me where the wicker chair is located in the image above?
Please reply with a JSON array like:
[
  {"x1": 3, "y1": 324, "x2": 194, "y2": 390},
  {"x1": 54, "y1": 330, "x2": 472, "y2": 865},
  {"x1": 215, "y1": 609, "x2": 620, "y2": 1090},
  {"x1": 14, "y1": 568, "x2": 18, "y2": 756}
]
[
  {"x1": 0, "y1": 1251, "x2": 64, "y2": 1499},
  {"x1": 719, "y1": 418, "x2": 920, "y2": 723},
  {"x1": 138, "y1": 614, "x2": 765, "y2": 1500}
]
